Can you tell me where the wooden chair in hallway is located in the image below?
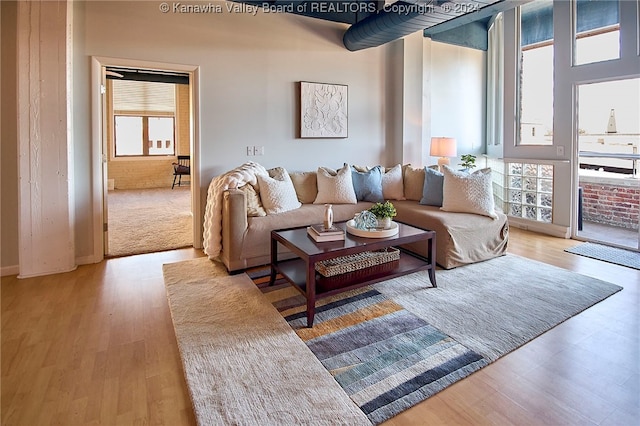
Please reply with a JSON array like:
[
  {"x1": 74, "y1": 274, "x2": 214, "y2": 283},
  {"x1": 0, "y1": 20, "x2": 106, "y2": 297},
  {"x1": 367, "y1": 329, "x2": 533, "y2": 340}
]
[{"x1": 172, "y1": 155, "x2": 190, "y2": 189}]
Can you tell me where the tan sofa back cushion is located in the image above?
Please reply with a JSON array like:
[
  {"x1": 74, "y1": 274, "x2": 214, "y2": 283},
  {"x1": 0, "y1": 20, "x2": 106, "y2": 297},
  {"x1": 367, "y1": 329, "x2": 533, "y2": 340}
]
[
  {"x1": 289, "y1": 171, "x2": 318, "y2": 204},
  {"x1": 403, "y1": 164, "x2": 425, "y2": 201}
]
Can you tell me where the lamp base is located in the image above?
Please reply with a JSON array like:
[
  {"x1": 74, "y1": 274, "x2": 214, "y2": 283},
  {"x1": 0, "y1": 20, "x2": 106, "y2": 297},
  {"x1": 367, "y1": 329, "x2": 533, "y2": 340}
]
[{"x1": 437, "y1": 157, "x2": 450, "y2": 172}]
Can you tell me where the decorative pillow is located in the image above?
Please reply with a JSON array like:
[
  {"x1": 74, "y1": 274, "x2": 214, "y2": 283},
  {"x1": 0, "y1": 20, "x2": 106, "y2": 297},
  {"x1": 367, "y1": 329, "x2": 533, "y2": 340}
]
[
  {"x1": 419, "y1": 167, "x2": 444, "y2": 207},
  {"x1": 313, "y1": 165, "x2": 358, "y2": 204},
  {"x1": 441, "y1": 165, "x2": 498, "y2": 219},
  {"x1": 403, "y1": 164, "x2": 426, "y2": 201},
  {"x1": 289, "y1": 171, "x2": 317, "y2": 204},
  {"x1": 257, "y1": 170, "x2": 302, "y2": 214},
  {"x1": 351, "y1": 164, "x2": 370, "y2": 173},
  {"x1": 239, "y1": 184, "x2": 266, "y2": 217},
  {"x1": 267, "y1": 166, "x2": 287, "y2": 180},
  {"x1": 381, "y1": 164, "x2": 405, "y2": 200},
  {"x1": 351, "y1": 165, "x2": 384, "y2": 202}
]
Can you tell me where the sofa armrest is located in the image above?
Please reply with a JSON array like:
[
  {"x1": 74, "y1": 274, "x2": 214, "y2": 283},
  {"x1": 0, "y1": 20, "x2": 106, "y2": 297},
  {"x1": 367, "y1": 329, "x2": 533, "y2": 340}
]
[{"x1": 221, "y1": 189, "x2": 248, "y2": 272}]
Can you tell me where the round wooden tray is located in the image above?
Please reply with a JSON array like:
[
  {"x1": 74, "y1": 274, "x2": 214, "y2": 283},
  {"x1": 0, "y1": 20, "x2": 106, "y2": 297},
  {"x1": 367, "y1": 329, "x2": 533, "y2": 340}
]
[{"x1": 346, "y1": 219, "x2": 399, "y2": 238}]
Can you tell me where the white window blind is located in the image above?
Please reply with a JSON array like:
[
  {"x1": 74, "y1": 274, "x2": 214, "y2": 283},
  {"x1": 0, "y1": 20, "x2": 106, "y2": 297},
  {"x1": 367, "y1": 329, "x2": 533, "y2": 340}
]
[{"x1": 112, "y1": 80, "x2": 175, "y2": 112}]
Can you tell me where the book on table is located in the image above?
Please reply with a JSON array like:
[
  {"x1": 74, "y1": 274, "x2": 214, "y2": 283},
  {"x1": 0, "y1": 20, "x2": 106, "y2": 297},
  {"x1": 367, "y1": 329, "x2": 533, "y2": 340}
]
[
  {"x1": 309, "y1": 224, "x2": 343, "y2": 235},
  {"x1": 307, "y1": 225, "x2": 345, "y2": 242}
]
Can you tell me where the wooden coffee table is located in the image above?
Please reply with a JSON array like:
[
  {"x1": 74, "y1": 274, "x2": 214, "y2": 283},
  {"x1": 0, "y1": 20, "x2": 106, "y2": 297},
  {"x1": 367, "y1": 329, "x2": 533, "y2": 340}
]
[{"x1": 269, "y1": 221, "x2": 436, "y2": 327}]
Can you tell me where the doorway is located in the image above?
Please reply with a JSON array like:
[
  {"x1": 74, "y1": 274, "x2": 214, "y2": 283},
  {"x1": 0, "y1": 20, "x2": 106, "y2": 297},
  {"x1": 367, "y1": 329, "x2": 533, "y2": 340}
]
[
  {"x1": 575, "y1": 78, "x2": 640, "y2": 251},
  {"x1": 103, "y1": 67, "x2": 192, "y2": 257},
  {"x1": 91, "y1": 57, "x2": 201, "y2": 261}
]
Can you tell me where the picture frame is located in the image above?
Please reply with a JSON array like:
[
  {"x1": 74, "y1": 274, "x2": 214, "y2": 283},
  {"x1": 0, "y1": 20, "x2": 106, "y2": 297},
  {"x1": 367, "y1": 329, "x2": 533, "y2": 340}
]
[{"x1": 300, "y1": 81, "x2": 348, "y2": 138}]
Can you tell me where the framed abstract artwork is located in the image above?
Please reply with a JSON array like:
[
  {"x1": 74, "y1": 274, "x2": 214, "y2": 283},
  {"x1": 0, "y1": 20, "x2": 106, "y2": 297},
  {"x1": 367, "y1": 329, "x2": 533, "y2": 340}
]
[{"x1": 300, "y1": 82, "x2": 348, "y2": 138}]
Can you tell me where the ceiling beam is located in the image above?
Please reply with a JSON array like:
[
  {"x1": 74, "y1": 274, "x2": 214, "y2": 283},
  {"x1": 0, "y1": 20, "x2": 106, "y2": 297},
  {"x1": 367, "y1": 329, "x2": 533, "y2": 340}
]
[
  {"x1": 344, "y1": 1, "x2": 500, "y2": 51},
  {"x1": 423, "y1": 0, "x2": 530, "y2": 35}
]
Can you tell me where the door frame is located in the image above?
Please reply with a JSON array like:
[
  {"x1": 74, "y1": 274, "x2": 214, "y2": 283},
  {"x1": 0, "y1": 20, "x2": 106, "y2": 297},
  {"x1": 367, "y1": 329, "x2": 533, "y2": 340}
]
[
  {"x1": 571, "y1": 78, "x2": 640, "y2": 251},
  {"x1": 90, "y1": 56, "x2": 202, "y2": 262}
]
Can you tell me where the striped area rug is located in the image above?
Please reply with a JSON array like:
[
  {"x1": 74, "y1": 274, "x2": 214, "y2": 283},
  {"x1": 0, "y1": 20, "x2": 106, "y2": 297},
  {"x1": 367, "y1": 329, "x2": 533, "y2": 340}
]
[{"x1": 250, "y1": 269, "x2": 488, "y2": 425}]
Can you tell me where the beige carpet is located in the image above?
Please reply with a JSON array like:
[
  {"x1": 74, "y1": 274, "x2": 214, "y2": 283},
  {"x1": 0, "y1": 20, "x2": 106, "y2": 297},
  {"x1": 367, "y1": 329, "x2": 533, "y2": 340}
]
[
  {"x1": 162, "y1": 258, "x2": 370, "y2": 426},
  {"x1": 108, "y1": 187, "x2": 192, "y2": 257},
  {"x1": 163, "y1": 255, "x2": 622, "y2": 425}
]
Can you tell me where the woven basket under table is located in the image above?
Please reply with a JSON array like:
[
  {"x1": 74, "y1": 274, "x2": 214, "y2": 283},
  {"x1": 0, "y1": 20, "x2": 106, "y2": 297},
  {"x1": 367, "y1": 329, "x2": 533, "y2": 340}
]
[{"x1": 315, "y1": 247, "x2": 400, "y2": 277}]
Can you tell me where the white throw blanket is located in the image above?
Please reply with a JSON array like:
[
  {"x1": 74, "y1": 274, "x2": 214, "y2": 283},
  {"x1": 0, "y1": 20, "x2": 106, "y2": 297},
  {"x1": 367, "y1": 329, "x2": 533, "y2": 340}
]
[{"x1": 203, "y1": 161, "x2": 268, "y2": 259}]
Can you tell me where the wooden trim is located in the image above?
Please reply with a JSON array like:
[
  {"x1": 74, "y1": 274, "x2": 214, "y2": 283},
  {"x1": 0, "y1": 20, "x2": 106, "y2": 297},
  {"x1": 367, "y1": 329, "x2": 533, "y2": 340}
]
[{"x1": 91, "y1": 57, "x2": 202, "y2": 257}]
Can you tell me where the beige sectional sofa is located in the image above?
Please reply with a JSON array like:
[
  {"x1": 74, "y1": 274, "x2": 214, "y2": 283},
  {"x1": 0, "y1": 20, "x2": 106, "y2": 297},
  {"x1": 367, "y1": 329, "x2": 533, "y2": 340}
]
[{"x1": 214, "y1": 163, "x2": 509, "y2": 273}]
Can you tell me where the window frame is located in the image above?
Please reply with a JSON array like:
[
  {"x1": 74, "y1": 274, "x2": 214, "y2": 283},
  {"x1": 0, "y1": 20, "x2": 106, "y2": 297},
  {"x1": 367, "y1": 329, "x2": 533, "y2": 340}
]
[
  {"x1": 515, "y1": 1, "x2": 555, "y2": 148},
  {"x1": 112, "y1": 111, "x2": 176, "y2": 159}
]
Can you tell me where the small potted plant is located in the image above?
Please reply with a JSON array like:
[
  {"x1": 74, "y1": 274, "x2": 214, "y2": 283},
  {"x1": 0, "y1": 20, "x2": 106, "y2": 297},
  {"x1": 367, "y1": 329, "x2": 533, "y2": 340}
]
[
  {"x1": 459, "y1": 154, "x2": 477, "y2": 172},
  {"x1": 369, "y1": 201, "x2": 397, "y2": 229}
]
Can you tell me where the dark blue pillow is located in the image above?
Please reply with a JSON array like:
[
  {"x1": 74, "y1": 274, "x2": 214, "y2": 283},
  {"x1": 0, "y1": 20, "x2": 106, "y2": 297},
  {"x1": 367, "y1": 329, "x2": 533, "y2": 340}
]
[
  {"x1": 351, "y1": 166, "x2": 384, "y2": 202},
  {"x1": 419, "y1": 166, "x2": 444, "y2": 206}
]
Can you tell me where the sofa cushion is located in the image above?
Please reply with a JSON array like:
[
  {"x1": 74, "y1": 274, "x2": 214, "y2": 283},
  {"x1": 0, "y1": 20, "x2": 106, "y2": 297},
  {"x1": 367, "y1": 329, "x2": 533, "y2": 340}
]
[
  {"x1": 351, "y1": 165, "x2": 384, "y2": 203},
  {"x1": 393, "y1": 200, "x2": 508, "y2": 269},
  {"x1": 289, "y1": 171, "x2": 318, "y2": 204},
  {"x1": 351, "y1": 164, "x2": 370, "y2": 173},
  {"x1": 381, "y1": 164, "x2": 405, "y2": 200},
  {"x1": 239, "y1": 184, "x2": 266, "y2": 217},
  {"x1": 241, "y1": 202, "x2": 373, "y2": 260},
  {"x1": 313, "y1": 165, "x2": 358, "y2": 204},
  {"x1": 419, "y1": 167, "x2": 444, "y2": 207},
  {"x1": 257, "y1": 171, "x2": 302, "y2": 215},
  {"x1": 403, "y1": 164, "x2": 425, "y2": 201},
  {"x1": 441, "y1": 165, "x2": 498, "y2": 219}
]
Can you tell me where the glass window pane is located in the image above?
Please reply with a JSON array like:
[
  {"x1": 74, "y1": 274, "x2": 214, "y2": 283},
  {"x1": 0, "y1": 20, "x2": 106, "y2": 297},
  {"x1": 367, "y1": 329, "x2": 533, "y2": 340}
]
[
  {"x1": 577, "y1": 78, "x2": 639, "y2": 250},
  {"x1": 506, "y1": 161, "x2": 555, "y2": 223},
  {"x1": 519, "y1": 0, "x2": 554, "y2": 146},
  {"x1": 114, "y1": 116, "x2": 143, "y2": 156},
  {"x1": 148, "y1": 117, "x2": 175, "y2": 155},
  {"x1": 574, "y1": 0, "x2": 620, "y2": 66}
]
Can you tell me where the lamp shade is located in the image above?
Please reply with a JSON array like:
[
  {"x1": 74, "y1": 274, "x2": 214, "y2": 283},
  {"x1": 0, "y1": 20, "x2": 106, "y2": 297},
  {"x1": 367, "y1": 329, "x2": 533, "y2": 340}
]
[{"x1": 430, "y1": 137, "x2": 457, "y2": 157}]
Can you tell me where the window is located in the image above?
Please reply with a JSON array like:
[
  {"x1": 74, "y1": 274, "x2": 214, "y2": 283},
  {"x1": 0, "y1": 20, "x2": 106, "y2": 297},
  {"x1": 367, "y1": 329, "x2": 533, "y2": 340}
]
[
  {"x1": 506, "y1": 162, "x2": 554, "y2": 222},
  {"x1": 518, "y1": 0, "x2": 554, "y2": 146},
  {"x1": 114, "y1": 115, "x2": 175, "y2": 157},
  {"x1": 111, "y1": 79, "x2": 177, "y2": 158},
  {"x1": 574, "y1": 0, "x2": 620, "y2": 65},
  {"x1": 486, "y1": 13, "x2": 504, "y2": 149}
]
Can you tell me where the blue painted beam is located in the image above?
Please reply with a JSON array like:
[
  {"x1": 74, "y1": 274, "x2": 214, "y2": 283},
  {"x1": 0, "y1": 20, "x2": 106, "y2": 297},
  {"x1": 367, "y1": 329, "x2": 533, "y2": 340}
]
[
  {"x1": 428, "y1": 19, "x2": 490, "y2": 50},
  {"x1": 344, "y1": 0, "x2": 514, "y2": 51},
  {"x1": 424, "y1": 0, "x2": 530, "y2": 35}
]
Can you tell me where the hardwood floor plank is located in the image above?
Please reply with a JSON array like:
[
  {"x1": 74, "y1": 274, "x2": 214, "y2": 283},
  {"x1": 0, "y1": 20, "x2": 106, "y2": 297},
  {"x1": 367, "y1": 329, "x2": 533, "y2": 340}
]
[{"x1": 1, "y1": 231, "x2": 638, "y2": 425}]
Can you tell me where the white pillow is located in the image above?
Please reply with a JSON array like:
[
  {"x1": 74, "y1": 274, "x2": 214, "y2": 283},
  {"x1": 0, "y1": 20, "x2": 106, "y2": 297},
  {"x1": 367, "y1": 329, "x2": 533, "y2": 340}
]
[
  {"x1": 441, "y1": 166, "x2": 498, "y2": 219},
  {"x1": 313, "y1": 165, "x2": 358, "y2": 204},
  {"x1": 381, "y1": 164, "x2": 405, "y2": 200},
  {"x1": 257, "y1": 170, "x2": 302, "y2": 214}
]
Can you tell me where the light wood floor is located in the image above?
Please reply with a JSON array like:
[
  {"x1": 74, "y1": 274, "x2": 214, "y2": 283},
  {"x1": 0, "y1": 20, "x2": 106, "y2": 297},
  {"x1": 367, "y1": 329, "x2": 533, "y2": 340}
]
[{"x1": 1, "y1": 228, "x2": 638, "y2": 425}]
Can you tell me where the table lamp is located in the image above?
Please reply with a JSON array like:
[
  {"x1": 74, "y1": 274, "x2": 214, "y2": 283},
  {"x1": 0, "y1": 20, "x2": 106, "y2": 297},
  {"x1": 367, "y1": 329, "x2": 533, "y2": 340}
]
[{"x1": 430, "y1": 137, "x2": 457, "y2": 171}]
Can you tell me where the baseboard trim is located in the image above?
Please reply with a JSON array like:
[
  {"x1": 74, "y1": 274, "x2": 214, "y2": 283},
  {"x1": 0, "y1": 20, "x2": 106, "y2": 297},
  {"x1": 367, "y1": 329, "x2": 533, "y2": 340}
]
[
  {"x1": 76, "y1": 255, "x2": 101, "y2": 266},
  {"x1": 508, "y1": 217, "x2": 570, "y2": 238},
  {"x1": 1, "y1": 255, "x2": 99, "y2": 278},
  {"x1": 1, "y1": 265, "x2": 20, "y2": 277}
]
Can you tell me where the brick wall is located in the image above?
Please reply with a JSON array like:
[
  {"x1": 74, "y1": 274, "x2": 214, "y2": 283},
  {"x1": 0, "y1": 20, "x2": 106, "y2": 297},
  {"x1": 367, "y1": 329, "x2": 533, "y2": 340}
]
[{"x1": 580, "y1": 180, "x2": 640, "y2": 231}]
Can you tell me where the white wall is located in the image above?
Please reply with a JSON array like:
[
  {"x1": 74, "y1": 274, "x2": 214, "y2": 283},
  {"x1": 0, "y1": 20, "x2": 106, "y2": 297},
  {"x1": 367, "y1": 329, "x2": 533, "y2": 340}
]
[
  {"x1": 72, "y1": 1, "x2": 394, "y2": 258},
  {"x1": 427, "y1": 40, "x2": 486, "y2": 166}
]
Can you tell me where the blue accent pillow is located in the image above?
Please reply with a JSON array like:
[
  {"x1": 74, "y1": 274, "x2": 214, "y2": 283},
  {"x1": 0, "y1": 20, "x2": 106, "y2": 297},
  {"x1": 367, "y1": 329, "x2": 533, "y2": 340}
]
[
  {"x1": 351, "y1": 165, "x2": 384, "y2": 202},
  {"x1": 419, "y1": 166, "x2": 444, "y2": 206}
]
